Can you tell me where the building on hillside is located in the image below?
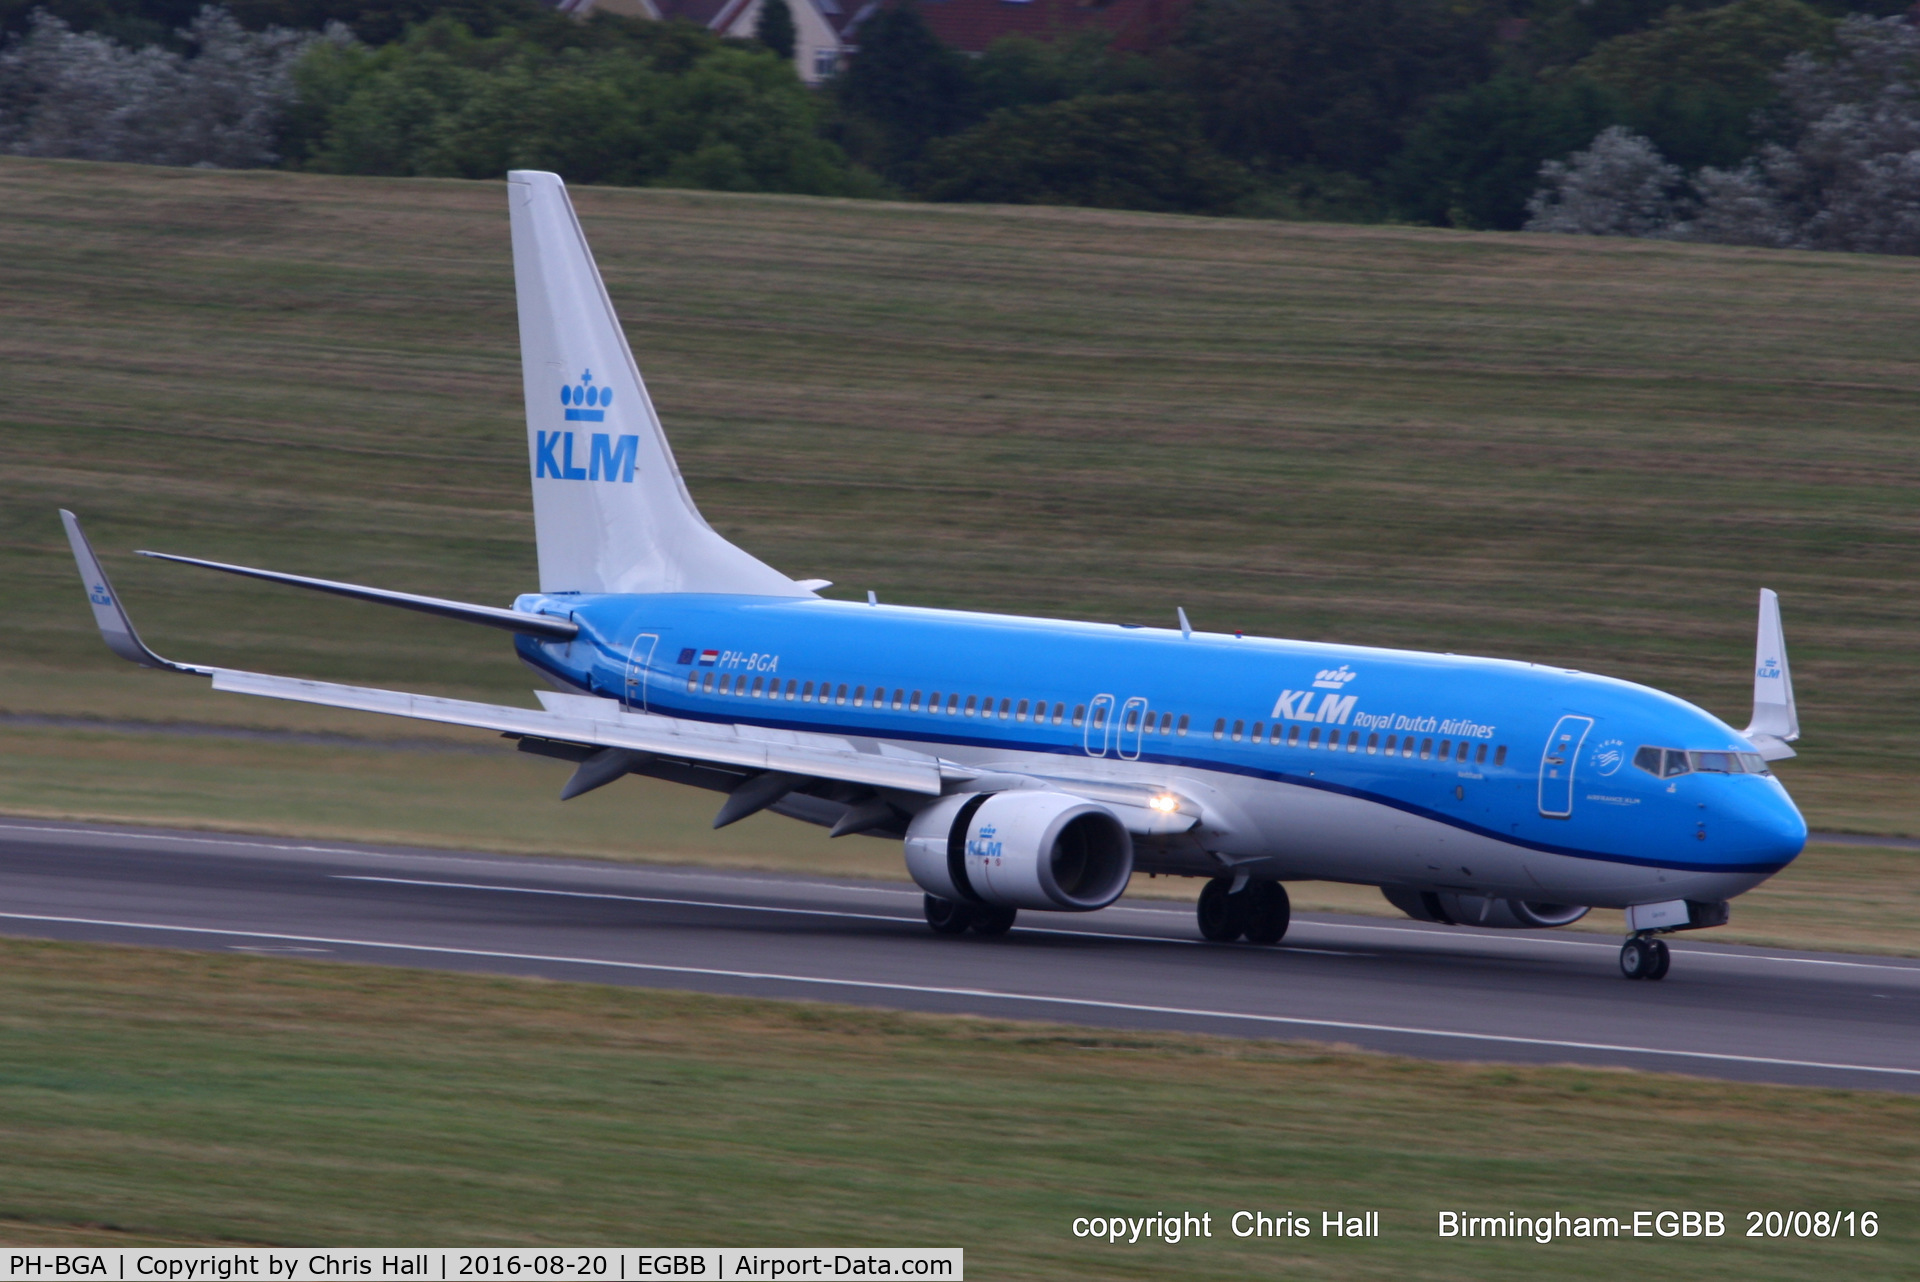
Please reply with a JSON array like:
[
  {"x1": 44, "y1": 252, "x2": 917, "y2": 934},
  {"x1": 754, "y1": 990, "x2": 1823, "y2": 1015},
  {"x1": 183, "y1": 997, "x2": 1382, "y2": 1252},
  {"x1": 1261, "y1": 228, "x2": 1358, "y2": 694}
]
[{"x1": 552, "y1": 0, "x2": 874, "y2": 86}]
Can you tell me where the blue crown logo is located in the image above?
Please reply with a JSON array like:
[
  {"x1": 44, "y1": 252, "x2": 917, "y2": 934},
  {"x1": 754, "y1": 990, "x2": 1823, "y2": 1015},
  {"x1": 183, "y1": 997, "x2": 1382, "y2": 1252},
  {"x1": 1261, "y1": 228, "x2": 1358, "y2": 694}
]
[{"x1": 561, "y1": 368, "x2": 611, "y2": 422}]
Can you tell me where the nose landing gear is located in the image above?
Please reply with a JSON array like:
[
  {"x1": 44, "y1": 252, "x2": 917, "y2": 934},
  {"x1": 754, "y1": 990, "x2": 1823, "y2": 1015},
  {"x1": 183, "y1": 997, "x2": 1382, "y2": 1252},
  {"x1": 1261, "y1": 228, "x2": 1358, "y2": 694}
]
[
  {"x1": 1619, "y1": 935, "x2": 1672, "y2": 981},
  {"x1": 1197, "y1": 877, "x2": 1291, "y2": 944}
]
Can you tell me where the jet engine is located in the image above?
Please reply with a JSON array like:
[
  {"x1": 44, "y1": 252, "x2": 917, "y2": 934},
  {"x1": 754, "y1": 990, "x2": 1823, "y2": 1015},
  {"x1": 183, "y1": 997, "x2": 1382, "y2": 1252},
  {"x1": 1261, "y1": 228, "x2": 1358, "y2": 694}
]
[
  {"x1": 905, "y1": 791, "x2": 1133, "y2": 911},
  {"x1": 1381, "y1": 887, "x2": 1589, "y2": 929}
]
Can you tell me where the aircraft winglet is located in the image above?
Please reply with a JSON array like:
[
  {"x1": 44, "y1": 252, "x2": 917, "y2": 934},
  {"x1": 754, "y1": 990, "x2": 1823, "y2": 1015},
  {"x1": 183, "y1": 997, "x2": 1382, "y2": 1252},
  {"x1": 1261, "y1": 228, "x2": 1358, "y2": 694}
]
[
  {"x1": 59, "y1": 510, "x2": 211, "y2": 675},
  {"x1": 1741, "y1": 587, "x2": 1799, "y2": 761}
]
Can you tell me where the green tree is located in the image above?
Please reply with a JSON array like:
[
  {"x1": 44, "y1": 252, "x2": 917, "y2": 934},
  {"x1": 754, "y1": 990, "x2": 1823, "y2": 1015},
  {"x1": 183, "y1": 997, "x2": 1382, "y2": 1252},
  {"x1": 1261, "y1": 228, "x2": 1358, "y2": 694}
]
[
  {"x1": 1389, "y1": 75, "x2": 1622, "y2": 229},
  {"x1": 1170, "y1": 0, "x2": 1496, "y2": 179},
  {"x1": 287, "y1": 15, "x2": 871, "y2": 195},
  {"x1": 754, "y1": 0, "x2": 794, "y2": 63},
  {"x1": 829, "y1": 2, "x2": 976, "y2": 183},
  {"x1": 920, "y1": 93, "x2": 1249, "y2": 213}
]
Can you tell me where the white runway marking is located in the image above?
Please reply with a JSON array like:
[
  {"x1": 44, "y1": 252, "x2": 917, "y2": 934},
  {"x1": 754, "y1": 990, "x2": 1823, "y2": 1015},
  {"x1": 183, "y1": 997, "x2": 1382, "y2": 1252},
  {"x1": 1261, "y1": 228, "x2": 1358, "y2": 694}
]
[{"x1": 1, "y1": 910, "x2": 1912, "y2": 1080}]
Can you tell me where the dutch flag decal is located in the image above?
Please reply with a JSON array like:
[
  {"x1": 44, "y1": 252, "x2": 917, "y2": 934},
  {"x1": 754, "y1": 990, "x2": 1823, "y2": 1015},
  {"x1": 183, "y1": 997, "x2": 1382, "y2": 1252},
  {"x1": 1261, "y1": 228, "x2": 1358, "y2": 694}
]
[{"x1": 699, "y1": 650, "x2": 719, "y2": 666}]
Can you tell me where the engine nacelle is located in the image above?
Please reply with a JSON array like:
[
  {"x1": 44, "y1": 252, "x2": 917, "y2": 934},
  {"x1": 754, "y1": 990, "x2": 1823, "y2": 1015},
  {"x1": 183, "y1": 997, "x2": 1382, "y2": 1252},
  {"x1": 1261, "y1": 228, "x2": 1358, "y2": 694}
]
[
  {"x1": 905, "y1": 791, "x2": 1133, "y2": 911},
  {"x1": 1381, "y1": 887, "x2": 1589, "y2": 930}
]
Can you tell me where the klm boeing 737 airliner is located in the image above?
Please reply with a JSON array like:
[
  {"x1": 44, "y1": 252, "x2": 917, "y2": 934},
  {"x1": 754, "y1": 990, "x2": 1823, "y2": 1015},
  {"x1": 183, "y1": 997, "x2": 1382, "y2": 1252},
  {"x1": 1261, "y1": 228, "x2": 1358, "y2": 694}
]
[{"x1": 61, "y1": 171, "x2": 1807, "y2": 982}]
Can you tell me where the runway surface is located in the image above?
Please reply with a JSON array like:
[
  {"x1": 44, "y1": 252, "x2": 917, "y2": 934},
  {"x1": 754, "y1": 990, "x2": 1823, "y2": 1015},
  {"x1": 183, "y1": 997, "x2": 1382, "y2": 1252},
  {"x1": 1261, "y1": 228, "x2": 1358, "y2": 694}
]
[{"x1": 1, "y1": 818, "x2": 1915, "y2": 1092}]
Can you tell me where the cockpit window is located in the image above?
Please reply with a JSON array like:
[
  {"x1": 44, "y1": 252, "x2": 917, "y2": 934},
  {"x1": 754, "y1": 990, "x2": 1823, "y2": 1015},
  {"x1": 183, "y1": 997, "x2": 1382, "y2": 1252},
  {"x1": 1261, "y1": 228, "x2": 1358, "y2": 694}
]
[{"x1": 1635, "y1": 746, "x2": 1771, "y2": 778}]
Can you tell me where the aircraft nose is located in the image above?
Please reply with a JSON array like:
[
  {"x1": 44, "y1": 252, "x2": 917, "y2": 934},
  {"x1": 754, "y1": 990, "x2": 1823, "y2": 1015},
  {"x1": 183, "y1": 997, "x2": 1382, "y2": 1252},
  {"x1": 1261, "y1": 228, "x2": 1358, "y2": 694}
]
[{"x1": 1726, "y1": 780, "x2": 1808, "y2": 870}]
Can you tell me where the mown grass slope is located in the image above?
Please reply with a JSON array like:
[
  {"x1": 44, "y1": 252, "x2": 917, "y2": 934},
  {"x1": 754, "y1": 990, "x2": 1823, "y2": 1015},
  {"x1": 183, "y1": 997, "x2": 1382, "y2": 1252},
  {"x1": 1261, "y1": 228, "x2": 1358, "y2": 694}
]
[
  {"x1": 0, "y1": 939, "x2": 1914, "y2": 1277},
  {"x1": 1, "y1": 157, "x2": 1915, "y2": 847}
]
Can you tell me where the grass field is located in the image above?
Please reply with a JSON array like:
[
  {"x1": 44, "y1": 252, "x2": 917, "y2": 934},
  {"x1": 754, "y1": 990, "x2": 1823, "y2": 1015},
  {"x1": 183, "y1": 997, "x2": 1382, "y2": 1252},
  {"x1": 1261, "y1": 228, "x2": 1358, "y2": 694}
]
[
  {"x1": 1, "y1": 156, "x2": 1916, "y2": 841},
  {"x1": 0, "y1": 937, "x2": 1913, "y2": 1277}
]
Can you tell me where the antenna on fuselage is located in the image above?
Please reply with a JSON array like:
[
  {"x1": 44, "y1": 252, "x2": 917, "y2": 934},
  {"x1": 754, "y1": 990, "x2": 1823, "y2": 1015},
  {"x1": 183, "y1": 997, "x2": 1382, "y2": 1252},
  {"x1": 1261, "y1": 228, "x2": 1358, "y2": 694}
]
[{"x1": 1177, "y1": 607, "x2": 1192, "y2": 640}]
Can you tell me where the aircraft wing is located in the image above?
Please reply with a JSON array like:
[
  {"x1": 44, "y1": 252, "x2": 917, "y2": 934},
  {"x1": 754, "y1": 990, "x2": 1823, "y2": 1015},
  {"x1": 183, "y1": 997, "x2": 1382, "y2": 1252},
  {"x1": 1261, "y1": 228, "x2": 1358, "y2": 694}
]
[{"x1": 211, "y1": 670, "x2": 946, "y2": 796}]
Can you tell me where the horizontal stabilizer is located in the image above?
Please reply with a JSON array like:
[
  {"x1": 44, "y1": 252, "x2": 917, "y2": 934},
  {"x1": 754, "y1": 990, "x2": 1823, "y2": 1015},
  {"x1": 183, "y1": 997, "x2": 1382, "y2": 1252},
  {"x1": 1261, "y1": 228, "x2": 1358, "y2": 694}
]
[
  {"x1": 60, "y1": 510, "x2": 209, "y2": 675},
  {"x1": 137, "y1": 551, "x2": 578, "y2": 640},
  {"x1": 1741, "y1": 587, "x2": 1799, "y2": 761}
]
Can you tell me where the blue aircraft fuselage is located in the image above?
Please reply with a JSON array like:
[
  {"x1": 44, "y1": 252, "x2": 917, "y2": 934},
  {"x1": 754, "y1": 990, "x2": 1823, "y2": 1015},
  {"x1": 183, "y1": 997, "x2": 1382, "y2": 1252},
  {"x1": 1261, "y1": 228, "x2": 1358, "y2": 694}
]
[{"x1": 512, "y1": 591, "x2": 1806, "y2": 907}]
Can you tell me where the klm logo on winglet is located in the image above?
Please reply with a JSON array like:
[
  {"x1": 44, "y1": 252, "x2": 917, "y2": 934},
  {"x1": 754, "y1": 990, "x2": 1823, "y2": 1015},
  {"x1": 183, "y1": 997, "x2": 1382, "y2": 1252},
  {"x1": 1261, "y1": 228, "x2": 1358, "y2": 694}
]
[
  {"x1": 89, "y1": 583, "x2": 112, "y2": 606},
  {"x1": 561, "y1": 369, "x2": 610, "y2": 422},
  {"x1": 1757, "y1": 657, "x2": 1782, "y2": 680}
]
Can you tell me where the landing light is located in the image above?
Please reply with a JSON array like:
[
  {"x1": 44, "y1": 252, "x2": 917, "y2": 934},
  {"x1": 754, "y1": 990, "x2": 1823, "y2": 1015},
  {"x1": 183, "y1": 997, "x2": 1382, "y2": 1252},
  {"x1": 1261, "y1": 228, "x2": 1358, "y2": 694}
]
[{"x1": 1149, "y1": 794, "x2": 1179, "y2": 813}]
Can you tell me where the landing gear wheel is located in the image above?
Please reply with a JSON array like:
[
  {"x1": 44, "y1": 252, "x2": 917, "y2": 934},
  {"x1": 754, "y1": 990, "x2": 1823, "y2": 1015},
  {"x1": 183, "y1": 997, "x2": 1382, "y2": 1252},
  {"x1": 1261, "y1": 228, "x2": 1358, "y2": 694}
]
[
  {"x1": 1646, "y1": 937, "x2": 1671, "y2": 980},
  {"x1": 924, "y1": 894, "x2": 974, "y2": 935},
  {"x1": 1242, "y1": 881, "x2": 1292, "y2": 945},
  {"x1": 1197, "y1": 877, "x2": 1248, "y2": 942},
  {"x1": 970, "y1": 905, "x2": 1018, "y2": 937},
  {"x1": 1619, "y1": 937, "x2": 1656, "y2": 980}
]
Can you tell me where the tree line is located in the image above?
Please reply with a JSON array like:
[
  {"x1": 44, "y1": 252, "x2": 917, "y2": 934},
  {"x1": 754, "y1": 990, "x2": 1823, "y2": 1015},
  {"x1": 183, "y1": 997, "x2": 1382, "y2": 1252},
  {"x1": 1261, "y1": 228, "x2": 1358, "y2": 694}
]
[{"x1": 3, "y1": 0, "x2": 1917, "y2": 253}]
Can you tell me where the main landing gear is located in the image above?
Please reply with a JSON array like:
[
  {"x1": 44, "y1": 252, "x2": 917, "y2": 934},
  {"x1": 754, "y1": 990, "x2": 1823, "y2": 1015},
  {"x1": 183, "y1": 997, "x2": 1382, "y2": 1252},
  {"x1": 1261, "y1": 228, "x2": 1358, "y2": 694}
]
[
  {"x1": 1619, "y1": 935, "x2": 1672, "y2": 981},
  {"x1": 1197, "y1": 877, "x2": 1291, "y2": 945},
  {"x1": 924, "y1": 894, "x2": 1017, "y2": 937}
]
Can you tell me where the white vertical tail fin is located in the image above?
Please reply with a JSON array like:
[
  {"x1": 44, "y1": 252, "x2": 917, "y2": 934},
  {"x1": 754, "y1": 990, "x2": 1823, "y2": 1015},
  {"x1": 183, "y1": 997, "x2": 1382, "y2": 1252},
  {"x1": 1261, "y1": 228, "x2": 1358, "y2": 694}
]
[
  {"x1": 1742, "y1": 587, "x2": 1799, "y2": 760},
  {"x1": 507, "y1": 171, "x2": 807, "y2": 597}
]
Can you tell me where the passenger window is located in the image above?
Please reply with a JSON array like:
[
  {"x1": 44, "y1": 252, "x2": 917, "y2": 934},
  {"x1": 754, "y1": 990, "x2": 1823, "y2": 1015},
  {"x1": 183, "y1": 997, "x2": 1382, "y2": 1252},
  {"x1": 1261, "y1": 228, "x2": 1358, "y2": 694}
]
[
  {"x1": 1288, "y1": 725, "x2": 1300, "y2": 746},
  {"x1": 801, "y1": 681, "x2": 813, "y2": 701},
  {"x1": 717, "y1": 674, "x2": 731, "y2": 694},
  {"x1": 1094, "y1": 705, "x2": 1108, "y2": 728},
  {"x1": 1125, "y1": 707, "x2": 1139, "y2": 731},
  {"x1": 1457, "y1": 740, "x2": 1470, "y2": 761},
  {"x1": 1494, "y1": 745, "x2": 1507, "y2": 766},
  {"x1": 1348, "y1": 732, "x2": 1360, "y2": 752},
  {"x1": 1232, "y1": 719, "x2": 1245, "y2": 741},
  {"x1": 999, "y1": 698, "x2": 1011, "y2": 719},
  {"x1": 892, "y1": 690, "x2": 903, "y2": 710},
  {"x1": 1308, "y1": 728, "x2": 1320, "y2": 748},
  {"x1": 1421, "y1": 738, "x2": 1433, "y2": 759},
  {"x1": 853, "y1": 686, "x2": 865, "y2": 706},
  {"x1": 836, "y1": 684, "x2": 848, "y2": 705},
  {"x1": 1074, "y1": 704, "x2": 1087, "y2": 726},
  {"x1": 1384, "y1": 735, "x2": 1397, "y2": 754},
  {"x1": 1251, "y1": 721, "x2": 1264, "y2": 741},
  {"x1": 703, "y1": 672, "x2": 714, "y2": 693},
  {"x1": 945, "y1": 694, "x2": 958, "y2": 714},
  {"x1": 1437, "y1": 739, "x2": 1449, "y2": 759},
  {"x1": 1475, "y1": 742, "x2": 1486, "y2": 764},
  {"x1": 1016, "y1": 699, "x2": 1029, "y2": 721},
  {"x1": 786, "y1": 680, "x2": 798, "y2": 700},
  {"x1": 1176, "y1": 714, "x2": 1189, "y2": 735},
  {"x1": 910, "y1": 690, "x2": 922, "y2": 711},
  {"x1": 1367, "y1": 733, "x2": 1379, "y2": 754},
  {"x1": 1160, "y1": 712, "x2": 1173, "y2": 733},
  {"x1": 1213, "y1": 718, "x2": 1226, "y2": 740},
  {"x1": 751, "y1": 677, "x2": 764, "y2": 696},
  {"x1": 1270, "y1": 724, "x2": 1283, "y2": 744},
  {"x1": 686, "y1": 672, "x2": 698, "y2": 692},
  {"x1": 961, "y1": 695, "x2": 975, "y2": 715}
]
